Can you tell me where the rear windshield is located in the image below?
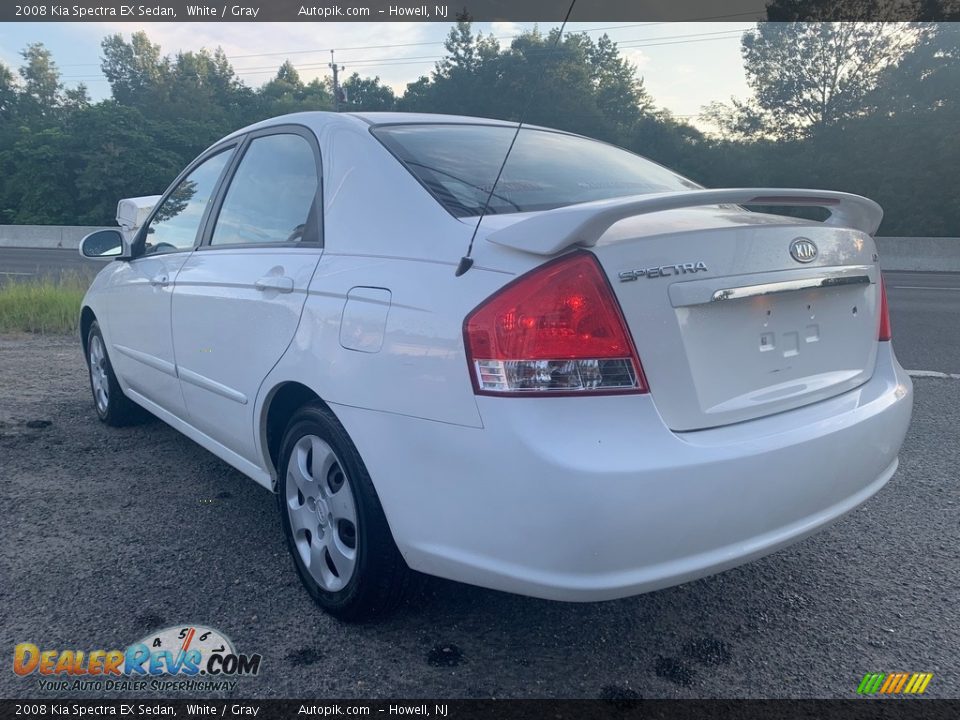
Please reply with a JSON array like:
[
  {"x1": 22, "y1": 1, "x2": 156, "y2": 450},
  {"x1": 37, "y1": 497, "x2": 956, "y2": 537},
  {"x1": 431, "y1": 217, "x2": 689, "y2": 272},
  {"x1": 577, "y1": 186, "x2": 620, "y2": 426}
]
[{"x1": 372, "y1": 123, "x2": 700, "y2": 218}]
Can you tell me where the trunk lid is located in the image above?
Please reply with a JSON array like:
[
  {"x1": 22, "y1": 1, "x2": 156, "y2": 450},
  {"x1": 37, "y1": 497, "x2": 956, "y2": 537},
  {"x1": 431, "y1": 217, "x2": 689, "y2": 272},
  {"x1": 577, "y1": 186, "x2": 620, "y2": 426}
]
[{"x1": 592, "y1": 207, "x2": 881, "y2": 430}]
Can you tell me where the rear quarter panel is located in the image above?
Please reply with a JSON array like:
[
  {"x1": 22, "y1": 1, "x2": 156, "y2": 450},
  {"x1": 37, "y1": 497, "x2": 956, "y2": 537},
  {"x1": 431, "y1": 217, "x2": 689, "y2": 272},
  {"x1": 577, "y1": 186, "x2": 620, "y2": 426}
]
[{"x1": 254, "y1": 117, "x2": 520, "y2": 471}]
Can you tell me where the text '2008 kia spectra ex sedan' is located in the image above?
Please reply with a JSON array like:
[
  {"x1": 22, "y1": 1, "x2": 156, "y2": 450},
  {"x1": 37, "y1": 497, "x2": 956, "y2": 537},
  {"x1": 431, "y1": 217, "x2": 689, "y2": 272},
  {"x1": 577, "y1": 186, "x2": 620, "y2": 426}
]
[{"x1": 78, "y1": 112, "x2": 913, "y2": 620}]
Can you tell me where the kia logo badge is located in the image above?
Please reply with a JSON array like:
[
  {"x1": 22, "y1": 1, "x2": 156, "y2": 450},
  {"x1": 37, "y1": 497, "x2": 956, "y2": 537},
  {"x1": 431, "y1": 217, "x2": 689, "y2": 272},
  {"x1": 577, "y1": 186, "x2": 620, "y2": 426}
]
[{"x1": 790, "y1": 238, "x2": 818, "y2": 263}]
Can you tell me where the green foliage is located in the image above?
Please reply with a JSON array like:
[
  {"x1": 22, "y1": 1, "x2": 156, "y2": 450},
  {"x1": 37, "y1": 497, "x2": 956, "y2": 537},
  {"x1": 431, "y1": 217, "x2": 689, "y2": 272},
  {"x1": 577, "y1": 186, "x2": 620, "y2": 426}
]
[
  {"x1": 259, "y1": 60, "x2": 332, "y2": 115},
  {"x1": 740, "y1": 22, "x2": 917, "y2": 138},
  {"x1": 693, "y1": 21, "x2": 958, "y2": 235},
  {"x1": 19, "y1": 43, "x2": 63, "y2": 117},
  {"x1": 0, "y1": 23, "x2": 955, "y2": 237},
  {"x1": 764, "y1": 0, "x2": 960, "y2": 21},
  {"x1": 0, "y1": 275, "x2": 88, "y2": 334},
  {"x1": 398, "y1": 23, "x2": 654, "y2": 146},
  {"x1": 341, "y1": 73, "x2": 397, "y2": 111}
]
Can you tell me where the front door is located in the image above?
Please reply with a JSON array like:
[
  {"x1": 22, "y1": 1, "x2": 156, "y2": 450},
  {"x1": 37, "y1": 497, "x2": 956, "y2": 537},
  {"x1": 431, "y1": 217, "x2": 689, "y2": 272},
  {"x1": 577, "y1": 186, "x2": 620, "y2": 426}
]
[
  {"x1": 106, "y1": 146, "x2": 236, "y2": 417},
  {"x1": 171, "y1": 129, "x2": 323, "y2": 462}
]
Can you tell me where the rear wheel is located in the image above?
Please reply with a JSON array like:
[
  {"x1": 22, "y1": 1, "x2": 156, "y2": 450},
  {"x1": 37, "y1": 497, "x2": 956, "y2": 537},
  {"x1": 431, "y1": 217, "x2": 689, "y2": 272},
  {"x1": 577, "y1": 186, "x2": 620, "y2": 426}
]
[
  {"x1": 86, "y1": 321, "x2": 146, "y2": 426},
  {"x1": 277, "y1": 402, "x2": 412, "y2": 621}
]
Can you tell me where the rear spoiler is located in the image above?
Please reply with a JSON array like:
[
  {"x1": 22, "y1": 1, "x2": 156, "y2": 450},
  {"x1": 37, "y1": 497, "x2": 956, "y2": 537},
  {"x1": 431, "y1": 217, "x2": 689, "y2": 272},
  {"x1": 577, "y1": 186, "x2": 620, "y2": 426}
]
[{"x1": 485, "y1": 188, "x2": 883, "y2": 256}]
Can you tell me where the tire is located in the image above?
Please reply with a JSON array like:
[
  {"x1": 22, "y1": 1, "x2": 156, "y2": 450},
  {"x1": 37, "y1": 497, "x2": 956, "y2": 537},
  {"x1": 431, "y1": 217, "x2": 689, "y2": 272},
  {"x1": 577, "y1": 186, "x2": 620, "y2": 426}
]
[
  {"x1": 85, "y1": 321, "x2": 147, "y2": 426},
  {"x1": 277, "y1": 402, "x2": 412, "y2": 621}
]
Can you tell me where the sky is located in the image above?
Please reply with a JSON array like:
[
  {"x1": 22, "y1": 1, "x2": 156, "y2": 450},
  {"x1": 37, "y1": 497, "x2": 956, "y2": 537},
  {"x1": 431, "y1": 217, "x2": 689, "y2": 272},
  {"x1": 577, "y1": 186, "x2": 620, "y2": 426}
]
[{"x1": 0, "y1": 21, "x2": 754, "y2": 124}]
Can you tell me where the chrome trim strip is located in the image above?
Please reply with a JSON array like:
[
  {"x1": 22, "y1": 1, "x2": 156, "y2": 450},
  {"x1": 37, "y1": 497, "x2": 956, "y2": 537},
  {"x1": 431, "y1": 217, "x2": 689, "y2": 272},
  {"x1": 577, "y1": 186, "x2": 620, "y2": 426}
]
[{"x1": 711, "y1": 274, "x2": 871, "y2": 302}]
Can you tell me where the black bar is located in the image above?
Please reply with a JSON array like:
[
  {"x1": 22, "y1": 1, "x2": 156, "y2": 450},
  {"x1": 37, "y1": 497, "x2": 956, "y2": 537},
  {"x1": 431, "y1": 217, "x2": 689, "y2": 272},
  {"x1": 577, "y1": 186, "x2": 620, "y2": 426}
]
[
  {"x1": 1, "y1": 0, "x2": 958, "y2": 22},
  {"x1": 2, "y1": 700, "x2": 959, "y2": 720}
]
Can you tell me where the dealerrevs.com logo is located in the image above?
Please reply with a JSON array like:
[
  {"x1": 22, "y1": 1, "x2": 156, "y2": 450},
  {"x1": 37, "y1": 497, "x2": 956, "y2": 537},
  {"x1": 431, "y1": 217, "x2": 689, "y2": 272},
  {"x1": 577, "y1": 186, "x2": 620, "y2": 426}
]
[{"x1": 13, "y1": 625, "x2": 262, "y2": 693}]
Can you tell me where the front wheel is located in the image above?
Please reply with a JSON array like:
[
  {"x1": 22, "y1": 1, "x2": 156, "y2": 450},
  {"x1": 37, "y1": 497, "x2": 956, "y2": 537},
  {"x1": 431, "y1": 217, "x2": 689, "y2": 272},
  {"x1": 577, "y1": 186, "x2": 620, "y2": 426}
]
[
  {"x1": 86, "y1": 321, "x2": 146, "y2": 426},
  {"x1": 277, "y1": 402, "x2": 413, "y2": 621}
]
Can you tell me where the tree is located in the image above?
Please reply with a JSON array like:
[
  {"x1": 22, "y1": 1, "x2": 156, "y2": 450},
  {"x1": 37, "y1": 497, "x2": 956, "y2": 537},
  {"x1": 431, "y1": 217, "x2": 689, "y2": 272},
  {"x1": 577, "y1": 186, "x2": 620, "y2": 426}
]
[
  {"x1": 397, "y1": 76, "x2": 431, "y2": 111},
  {"x1": 62, "y1": 84, "x2": 91, "y2": 113},
  {"x1": 0, "y1": 26, "x2": 953, "y2": 236},
  {"x1": 341, "y1": 73, "x2": 397, "y2": 111},
  {"x1": 259, "y1": 61, "x2": 333, "y2": 116},
  {"x1": 0, "y1": 62, "x2": 17, "y2": 116},
  {"x1": 869, "y1": 22, "x2": 960, "y2": 114},
  {"x1": 101, "y1": 32, "x2": 168, "y2": 106},
  {"x1": 496, "y1": 29, "x2": 609, "y2": 136},
  {"x1": 399, "y1": 22, "x2": 656, "y2": 145},
  {"x1": 436, "y1": 19, "x2": 499, "y2": 76},
  {"x1": 588, "y1": 34, "x2": 654, "y2": 136},
  {"x1": 19, "y1": 43, "x2": 62, "y2": 118},
  {"x1": 627, "y1": 111, "x2": 706, "y2": 178},
  {"x1": 275, "y1": 59, "x2": 301, "y2": 86},
  {"x1": 764, "y1": 0, "x2": 960, "y2": 20},
  {"x1": 67, "y1": 102, "x2": 186, "y2": 225},
  {"x1": 740, "y1": 22, "x2": 916, "y2": 137},
  {"x1": 404, "y1": 20, "x2": 501, "y2": 117}
]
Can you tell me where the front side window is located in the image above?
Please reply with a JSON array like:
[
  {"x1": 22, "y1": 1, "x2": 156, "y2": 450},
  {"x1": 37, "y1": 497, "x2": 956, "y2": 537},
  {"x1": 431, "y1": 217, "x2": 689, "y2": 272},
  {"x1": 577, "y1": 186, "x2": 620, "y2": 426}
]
[
  {"x1": 372, "y1": 124, "x2": 701, "y2": 218},
  {"x1": 143, "y1": 147, "x2": 234, "y2": 255},
  {"x1": 210, "y1": 133, "x2": 320, "y2": 246}
]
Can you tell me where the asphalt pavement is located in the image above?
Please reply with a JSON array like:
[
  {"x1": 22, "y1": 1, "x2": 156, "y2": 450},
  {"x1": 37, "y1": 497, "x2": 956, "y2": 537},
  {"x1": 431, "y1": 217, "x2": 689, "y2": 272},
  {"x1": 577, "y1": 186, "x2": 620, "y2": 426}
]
[
  {"x1": 0, "y1": 246, "x2": 103, "y2": 283},
  {"x1": 0, "y1": 328, "x2": 958, "y2": 700},
  {"x1": 885, "y1": 271, "x2": 960, "y2": 375}
]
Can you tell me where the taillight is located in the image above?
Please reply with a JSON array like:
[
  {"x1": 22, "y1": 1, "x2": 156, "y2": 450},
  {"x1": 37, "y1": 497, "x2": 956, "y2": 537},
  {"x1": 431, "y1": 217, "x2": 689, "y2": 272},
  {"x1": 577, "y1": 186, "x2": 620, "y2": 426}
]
[
  {"x1": 878, "y1": 274, "x2": 892, "y2": 341},
  {"x1": 464, "y1": 251, "x2": 647, "y2": 396}
]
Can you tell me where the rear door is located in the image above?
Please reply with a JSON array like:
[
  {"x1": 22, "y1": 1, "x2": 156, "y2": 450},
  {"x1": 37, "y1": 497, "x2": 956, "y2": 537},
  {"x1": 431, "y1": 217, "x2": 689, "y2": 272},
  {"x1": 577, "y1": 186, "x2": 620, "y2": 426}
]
[{"x1": 171, "y1": 127, "x2": 323, "y2": 462}]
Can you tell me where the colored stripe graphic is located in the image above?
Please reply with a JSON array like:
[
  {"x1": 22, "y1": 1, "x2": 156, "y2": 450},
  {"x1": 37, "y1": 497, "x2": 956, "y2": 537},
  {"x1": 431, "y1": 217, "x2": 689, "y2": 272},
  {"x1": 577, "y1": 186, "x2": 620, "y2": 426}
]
[
  {"x1": 880, "y1": 674, "x2": 897, "y2": 693},
  {"x1": 905, "y1": 673, "x2": 934, "y2": 694},
  {"x1": 893, "y1": 673, "x2": 910, "y2": 693},
  {"x1": 858, "y1": 672, "x2": 932, "y2": 694},
  {"x1": 857, "y1": 673, "x2": 884, "y2": 694}
]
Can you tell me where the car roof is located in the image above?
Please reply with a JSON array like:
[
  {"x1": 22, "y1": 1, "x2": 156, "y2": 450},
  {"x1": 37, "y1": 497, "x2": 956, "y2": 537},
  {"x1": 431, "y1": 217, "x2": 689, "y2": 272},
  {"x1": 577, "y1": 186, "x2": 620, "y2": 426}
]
[
  {"x1": 346, "y1": 112, "x2": 525, "y2": 128},
  {"x1": 219, "y1": 111, "x2": 553, "y2": 145}
]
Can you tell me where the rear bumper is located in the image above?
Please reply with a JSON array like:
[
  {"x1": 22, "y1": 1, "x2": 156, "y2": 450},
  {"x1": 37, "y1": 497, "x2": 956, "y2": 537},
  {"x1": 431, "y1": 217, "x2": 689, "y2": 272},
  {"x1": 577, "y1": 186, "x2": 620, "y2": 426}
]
[{"x1": 334, "y1": 343, "x2": 913, "y2": 601}]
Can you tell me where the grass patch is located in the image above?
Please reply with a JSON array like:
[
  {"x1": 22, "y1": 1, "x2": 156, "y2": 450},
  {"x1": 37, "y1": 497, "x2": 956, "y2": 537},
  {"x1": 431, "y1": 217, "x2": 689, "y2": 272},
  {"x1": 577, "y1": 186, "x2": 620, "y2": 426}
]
[{"x1": 0, "y1": 275, "x2": 88, "y2": 334}]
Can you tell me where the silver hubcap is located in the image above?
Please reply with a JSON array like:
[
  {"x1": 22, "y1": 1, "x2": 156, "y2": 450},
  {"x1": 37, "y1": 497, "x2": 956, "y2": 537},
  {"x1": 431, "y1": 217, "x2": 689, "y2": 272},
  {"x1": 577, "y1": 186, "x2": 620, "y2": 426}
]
[
  {"x1": 285, "y1": 435, "x2": 358, "y2": 591},
  {"x1": 89, "y1": 335, "x2": 109, "y2": 414}
]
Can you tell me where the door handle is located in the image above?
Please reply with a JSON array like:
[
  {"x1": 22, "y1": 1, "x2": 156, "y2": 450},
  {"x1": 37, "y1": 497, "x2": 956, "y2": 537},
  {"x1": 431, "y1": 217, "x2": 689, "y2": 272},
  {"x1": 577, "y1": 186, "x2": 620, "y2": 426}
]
[
  {"x1": 254, "y1": 276, "x2": 294, "y2": 294},
  {"x1": 150, "y1": 275, "x2": 169, "y2": 287}
]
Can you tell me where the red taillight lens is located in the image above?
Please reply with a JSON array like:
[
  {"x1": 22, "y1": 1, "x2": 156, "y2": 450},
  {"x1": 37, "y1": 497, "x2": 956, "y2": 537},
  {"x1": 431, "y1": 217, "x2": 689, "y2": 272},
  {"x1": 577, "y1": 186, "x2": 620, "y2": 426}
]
[
  {"x1": 464, "y1": 251, "x2": 647, "y2": 395},
  {"x1": 878, "y1": 274, "x2": 892, "y2": 341}
]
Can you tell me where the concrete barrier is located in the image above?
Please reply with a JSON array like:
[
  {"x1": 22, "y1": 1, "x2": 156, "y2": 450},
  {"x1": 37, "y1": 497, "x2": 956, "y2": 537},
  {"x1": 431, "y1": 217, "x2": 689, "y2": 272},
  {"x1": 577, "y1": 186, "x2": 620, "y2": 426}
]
[
  {"x1": 0, "y1": 225, "x2": 112, "y2": 250},
  {"x1": 0, "y1": 225, "x2": 957, "y2": 272},
  {"x1": 874, "y1": 237, "x2": 960, "y2": 273}
]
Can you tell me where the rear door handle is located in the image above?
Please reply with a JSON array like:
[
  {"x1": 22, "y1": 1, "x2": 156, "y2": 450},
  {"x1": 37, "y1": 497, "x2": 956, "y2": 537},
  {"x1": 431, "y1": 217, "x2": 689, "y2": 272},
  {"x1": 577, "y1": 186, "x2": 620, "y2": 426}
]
[
  {"x1": 254, "y1": 276, "x2": 294, "y2": 294},
  {"x1": 150, "y1": 275, "x2": 169, "y2": 287}
]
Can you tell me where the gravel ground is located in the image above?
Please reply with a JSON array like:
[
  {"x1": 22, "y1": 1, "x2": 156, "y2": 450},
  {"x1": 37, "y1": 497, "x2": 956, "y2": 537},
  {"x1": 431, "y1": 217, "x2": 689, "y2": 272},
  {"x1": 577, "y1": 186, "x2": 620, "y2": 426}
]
[{"x1": 1, "y1": 333, "x2": 957, "y2": 699}]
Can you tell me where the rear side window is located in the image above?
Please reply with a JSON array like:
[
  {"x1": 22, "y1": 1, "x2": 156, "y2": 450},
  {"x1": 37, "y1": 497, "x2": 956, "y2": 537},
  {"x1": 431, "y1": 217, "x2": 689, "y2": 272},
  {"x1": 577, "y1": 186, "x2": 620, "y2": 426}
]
[
  {"x1": 210, "y1": 133, "x2": 319, "y2": 246},
  {"x1": 372, "y1": 124, "x2": 699, "y2": 218}
]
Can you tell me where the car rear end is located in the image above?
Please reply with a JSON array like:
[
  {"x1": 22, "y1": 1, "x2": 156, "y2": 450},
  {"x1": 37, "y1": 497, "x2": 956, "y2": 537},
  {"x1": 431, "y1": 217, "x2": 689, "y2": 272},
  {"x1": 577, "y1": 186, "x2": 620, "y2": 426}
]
[
  {"x1": 446, "y1": 219, "x2": 911, "y2": 601},
  {"x1": 359, "y1": 119, "x2": 913, "y2": 600}
]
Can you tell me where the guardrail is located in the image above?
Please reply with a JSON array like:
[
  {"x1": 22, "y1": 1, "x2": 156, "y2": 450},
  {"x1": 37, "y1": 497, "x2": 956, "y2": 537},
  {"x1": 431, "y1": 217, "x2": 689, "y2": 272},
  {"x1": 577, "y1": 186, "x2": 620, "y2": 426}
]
[{"x1": 0, "y1": 224, "x2": 957, "y2": 272}]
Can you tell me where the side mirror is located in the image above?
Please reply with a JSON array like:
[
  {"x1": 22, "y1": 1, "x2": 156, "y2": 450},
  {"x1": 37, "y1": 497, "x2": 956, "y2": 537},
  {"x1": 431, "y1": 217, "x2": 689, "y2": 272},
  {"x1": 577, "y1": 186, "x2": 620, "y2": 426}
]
[{"x1": 79, "y1": 229, "x2": 126, "y2": 260}]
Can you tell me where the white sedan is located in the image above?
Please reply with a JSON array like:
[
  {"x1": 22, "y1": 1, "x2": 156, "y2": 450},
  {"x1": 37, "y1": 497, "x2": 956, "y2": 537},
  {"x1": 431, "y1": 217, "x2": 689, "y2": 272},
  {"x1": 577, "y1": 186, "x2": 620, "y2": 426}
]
[{"x1": 79, "y1": 112, "x2": 913, "y2": 620}]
